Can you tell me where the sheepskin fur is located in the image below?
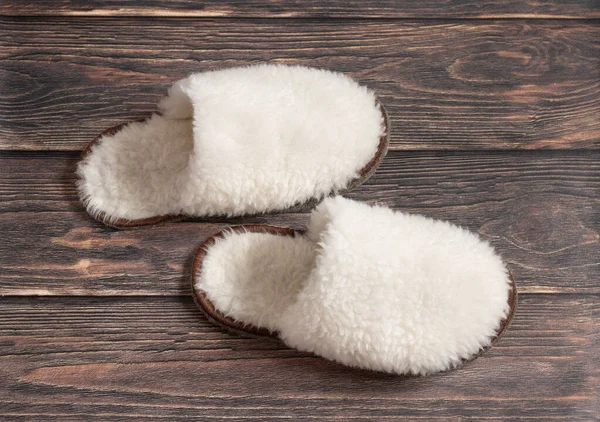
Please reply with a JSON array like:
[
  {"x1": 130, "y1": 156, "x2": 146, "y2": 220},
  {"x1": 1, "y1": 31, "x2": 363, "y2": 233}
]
[
  {"x1": 77, "y1": 64, "x2": 384, "y2": 222},
  {"x1": 196, "y1": 197, "x2": 513, "y2": 375}
]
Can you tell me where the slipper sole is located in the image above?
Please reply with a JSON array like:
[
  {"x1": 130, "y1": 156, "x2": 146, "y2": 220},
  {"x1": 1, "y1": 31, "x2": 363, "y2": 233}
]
[
  {"x1": 78, "y1": 103, "x2": 390, "y2": 229},
  {"x1": 191, "y1": 224, "x2": 518, "y2": 372}
]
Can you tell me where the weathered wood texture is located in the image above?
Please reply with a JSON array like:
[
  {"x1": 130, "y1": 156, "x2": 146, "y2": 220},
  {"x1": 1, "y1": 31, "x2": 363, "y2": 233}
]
[
  {"x1": 0, "y1": 150, "x2": 598, "y2": 295},
  {"x1": 0, "y1": 295, "x2": 597, "y2": 420},
  {"x1": 1, "y1": 18, "x2": 599, "y2": 150},
  {"x1": 1, "y1": 2, "x2": 599, "y2": 419},
  {"x1": 2, "y1": 0, "x2": 599, "y2": 18}
]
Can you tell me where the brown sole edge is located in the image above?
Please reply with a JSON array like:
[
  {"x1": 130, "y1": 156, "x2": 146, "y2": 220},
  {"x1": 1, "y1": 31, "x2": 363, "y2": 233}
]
[
  {"x1": 190, "y1": 224, "x2": 518, "y2": 373},
  {"x1": 77, "y1": 102, "x2": 390, "y2": 229}
]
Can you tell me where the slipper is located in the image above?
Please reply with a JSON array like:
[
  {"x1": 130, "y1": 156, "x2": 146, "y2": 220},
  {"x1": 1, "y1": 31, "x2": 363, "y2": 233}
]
[
  {"x1": 77, "y1": 64, "x2": 389, "y2": 228},
  {"x1": 191, "y1": 196, "x2": 517, "y2": 375}
]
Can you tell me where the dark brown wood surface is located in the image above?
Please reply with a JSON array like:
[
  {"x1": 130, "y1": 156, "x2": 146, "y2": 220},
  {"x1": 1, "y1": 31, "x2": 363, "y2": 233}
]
[
  {"x1": 1, "y1": 151, "x2": 598, "y2": 296},
  {"x1": 0, "y1": 1, "x2": 598, "y2": 420},
  {"x1": 0, "y1": 295, "x2": 598, "y2": 420},
  {"x1": 1, "y1": 18, "x2": 599, "y2": 150},
  {"x1": 2, "y1": 0, "x2": 599, "y2": 18}
]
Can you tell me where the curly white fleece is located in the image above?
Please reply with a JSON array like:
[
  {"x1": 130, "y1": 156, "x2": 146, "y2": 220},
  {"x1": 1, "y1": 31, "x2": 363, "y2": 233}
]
[
  {"x1": 77, "y1": 64, "x2": 384, "y2": 222},
  {"x1": 196, "y1": 197, "x2": 512, "y2": 375}
]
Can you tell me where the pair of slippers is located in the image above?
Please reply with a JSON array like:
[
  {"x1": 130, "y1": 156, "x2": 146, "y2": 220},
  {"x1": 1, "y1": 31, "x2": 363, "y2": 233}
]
[{"x1": 77, "y1": 64, "x2": 516, "y2": 376}]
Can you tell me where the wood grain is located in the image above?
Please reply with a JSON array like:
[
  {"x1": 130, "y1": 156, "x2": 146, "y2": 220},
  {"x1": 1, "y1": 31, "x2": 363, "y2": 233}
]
[
  {"x1": 0, "y1": 295, "x2": 597, "y2": 420},
  {"x1": 0, "y1": 150, "x2": 597, "y2": 295},
  {"x1": 1, "y1": 18, "x2": 599, "y2": 151},
  {"x1": 2, "y1": 1, "x2": 599, "y2": 419},
  {"x1": 2, "y1": 0, "x2": 599, "y2": 19}
]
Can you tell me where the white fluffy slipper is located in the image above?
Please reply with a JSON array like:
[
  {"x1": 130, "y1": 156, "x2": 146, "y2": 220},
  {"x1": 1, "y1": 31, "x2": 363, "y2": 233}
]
[
  {"x1": 77, "y1": 64, "x2": 389, "y2": 228},
  {"x1": 192, "y1": 197, "x2": 517, "y2": 376}
]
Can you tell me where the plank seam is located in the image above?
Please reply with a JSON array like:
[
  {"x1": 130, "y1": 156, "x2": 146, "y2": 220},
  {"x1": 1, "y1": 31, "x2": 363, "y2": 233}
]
[{"x1": 1, "y1": 15, "x2": 600, "y2": 22}]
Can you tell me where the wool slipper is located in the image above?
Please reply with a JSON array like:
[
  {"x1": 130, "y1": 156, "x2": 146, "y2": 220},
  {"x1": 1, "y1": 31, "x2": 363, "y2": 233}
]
[
  {"x1": 77, "y1": 64, "x2": 389, "y2": 228},
  {"x1": 191, "y1": 196, "x2": 517, "y2": 376}
]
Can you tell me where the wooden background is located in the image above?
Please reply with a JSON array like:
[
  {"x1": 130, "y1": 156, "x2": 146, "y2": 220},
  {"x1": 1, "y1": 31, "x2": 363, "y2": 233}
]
[{"x1": 1, "y1": 1, "x2": 599, "y2": 420}]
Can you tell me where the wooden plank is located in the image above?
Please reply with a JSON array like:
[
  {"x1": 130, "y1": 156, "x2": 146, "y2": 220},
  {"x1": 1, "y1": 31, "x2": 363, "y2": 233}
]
[
  {"x1": 1, "y1": 0, "x2": 598, "y2": 19},
  {"x1": 0, "y1": 295, "x2": 597, "y2": 420},
  {"x1": 1, "y1": 18, "x2": 598, "y2": 151},
  {"x1": 0, "y1": 150, "x2": 598, "y2": 295}
]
